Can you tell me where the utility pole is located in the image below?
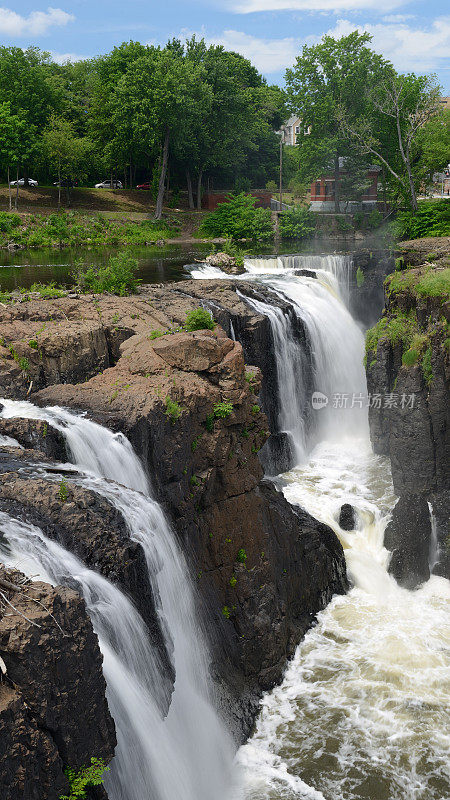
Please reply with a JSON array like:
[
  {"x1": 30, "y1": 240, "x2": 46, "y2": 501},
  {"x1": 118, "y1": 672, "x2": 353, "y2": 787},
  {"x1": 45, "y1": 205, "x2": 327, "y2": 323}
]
[{"x1": 279, "y1": 131, "x2": 283, "y2": 211}]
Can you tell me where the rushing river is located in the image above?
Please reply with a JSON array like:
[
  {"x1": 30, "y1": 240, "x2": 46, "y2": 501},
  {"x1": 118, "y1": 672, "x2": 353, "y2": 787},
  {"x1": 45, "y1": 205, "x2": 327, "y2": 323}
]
[{"x1": 191, "y1": 255, "x2": 450, "y2": 800}]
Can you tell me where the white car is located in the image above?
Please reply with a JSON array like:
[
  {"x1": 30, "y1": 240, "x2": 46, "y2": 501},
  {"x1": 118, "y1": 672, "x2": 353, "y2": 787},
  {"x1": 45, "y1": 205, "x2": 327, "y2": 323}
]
[
  {"x1": 9, "y1": 178, "x2": 38, "y2": 187},
  {"x1": 95, "y1": 180, "x2": 123, "y2": 189}
]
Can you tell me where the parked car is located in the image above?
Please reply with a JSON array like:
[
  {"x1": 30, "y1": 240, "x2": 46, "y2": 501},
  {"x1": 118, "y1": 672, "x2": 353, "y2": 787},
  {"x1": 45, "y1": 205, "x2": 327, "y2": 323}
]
[
  {"x1": 95, "y1": 180, "x2": 123, "y2": 189},
  {"x1": 53, "y1": 179, "x2": 78, "y2": 188},
  {"x1": 136, "y1": 182, "x2": 152, "y2": 190},
  {"x1": 9, "y1": 178, "x2": 38, "y2": 187}
]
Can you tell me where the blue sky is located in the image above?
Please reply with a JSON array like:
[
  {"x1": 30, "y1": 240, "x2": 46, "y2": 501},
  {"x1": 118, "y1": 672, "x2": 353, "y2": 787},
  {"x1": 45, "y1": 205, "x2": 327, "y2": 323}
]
[{"x1": 2, "y1": 0, "x2": 449, "y2": 91}]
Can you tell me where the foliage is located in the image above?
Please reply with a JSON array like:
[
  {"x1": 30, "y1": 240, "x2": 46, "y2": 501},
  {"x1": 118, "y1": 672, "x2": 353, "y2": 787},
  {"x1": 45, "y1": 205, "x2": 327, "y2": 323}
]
[
  {"x1": 387, "y1": 266, "x2": 450, "y2": 301},
  {"x1": 395, "y1": 201, "x2": 450, "y2": 239},
  {"x1": 0, "y1": 211, "x2": 20, "y2": 232},
  {"x1": 365, "y1": 310, "x2": 417, "y2": 363},
  {"x1": 74, "y1": 252, "x2": 140, "y2": 296},
  {"x1": 184, "y1": 307, "x2": 215, "y2": 331},
  {"x1": 422, "y1": 345, "x2": 433, "y2": 386},
  {"x1": 164, "y1": 396, "x2": 182, "y2": 423},
  {"x1": 58, "y1": 478, "x2": 68, "y2": 503},
  {"x1": 59, "y1": 757, "x2": 110, "y2": 800},
  {"x1": 278, "y1": 207, "x2": 316, "y2": 240},
  {"x1": 356, "y1": 266, "x2": 365, "y2": 288},
  {"x1": 236, "y1": 548, "x2": 247, "y2": 564},
  {"x1": 213, "y1": 401, "x2": 233, "y2": 419},
  {"x1": 199, "y1": 193, "x2": 273, "y2": 242}
]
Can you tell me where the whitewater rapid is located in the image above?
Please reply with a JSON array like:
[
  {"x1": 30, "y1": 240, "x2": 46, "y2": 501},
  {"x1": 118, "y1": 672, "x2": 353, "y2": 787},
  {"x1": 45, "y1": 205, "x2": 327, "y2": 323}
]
[
  {"x1": 0, "y1": 400, "x2": 234, "y2": 800},
  {"x1": 193, "y1": 253, "x2": 450, "y2": 800}
]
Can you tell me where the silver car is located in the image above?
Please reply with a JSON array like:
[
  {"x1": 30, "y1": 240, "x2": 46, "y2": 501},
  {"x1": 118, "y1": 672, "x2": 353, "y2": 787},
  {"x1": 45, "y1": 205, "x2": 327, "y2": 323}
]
[
  {"x1": 9, "y1": 178, "x2": 38, "y2": 187},
  {"x1": 95, "y1": 180, "x2": 123, "y2": 189}
]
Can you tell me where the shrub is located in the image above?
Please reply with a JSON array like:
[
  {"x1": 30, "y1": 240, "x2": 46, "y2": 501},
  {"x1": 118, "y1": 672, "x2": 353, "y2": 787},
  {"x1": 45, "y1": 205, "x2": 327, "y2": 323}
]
[
  {"x1": 164, "y1": 396, "x2": 182, "y2": 423},
  {"x1": 236, "y1": 548, "x2": 247, "y2": 564},
  {"x1": 199, "y1": 193, "x2": 273, "y2": 242},
  {"x1": 30, "y1": 282, "x2": 66, "y2": 299},
  {"x1": 402, "y1": 348, "x2": 419, "y2": 366},
  {"x1": 366, "y1": 209, "x2": 383, "y2": 230},
  {"x1": 58, "y1": 478, "x2": 68, "y2": 502},
  {"x1": 0, "y1": 211, "x2": 20, "y2": 233},
  {"x1": 396, "y1": 200, "x2": 450, "y2": 239},
  {"x1": 74, "y1": 253, "x2": 140, "y2": 296},
  {"x1": 278, "y1": 207, "x2": 316, "y2": 240},
  {"x1": 59, "y1": 757, "x2": 109, "y2": 800},
  {"x1": 365, "y1": 310, "x2": 417, "y2": 364},
  {"x1": 213, "y1": 401, "x2": 233, "y2": 419},
  {"x1": 337, "y1": 216, "x2": 353, "y2": 232},
  {"x1": 266, "y1": 180, "x2": 278, "y2": 193},
  {"x1": 185, "y1": 308, "x2": 215, "y2": 332},
  {"x1": 356, "y1": 267, "x2": 365, "y2": 288}
]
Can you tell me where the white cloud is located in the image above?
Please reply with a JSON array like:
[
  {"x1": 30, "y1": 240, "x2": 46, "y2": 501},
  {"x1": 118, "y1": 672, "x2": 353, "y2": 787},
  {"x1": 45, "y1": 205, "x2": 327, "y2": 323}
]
[
  {"x1": 0, "y1": 6, "x2": 74, "y2": 37},
  {"x1": 231, "y1": 0, "x2": 405, "y2": 14},
  {"x1": 208, "y1": 29, "x2": 299, "y2": 73},
  {"x1": 51, "y1": 51, "x2": 85, "y2": 64},
  {"x1": 325, "y1": 16, "x2": 450, "y2": 73}
]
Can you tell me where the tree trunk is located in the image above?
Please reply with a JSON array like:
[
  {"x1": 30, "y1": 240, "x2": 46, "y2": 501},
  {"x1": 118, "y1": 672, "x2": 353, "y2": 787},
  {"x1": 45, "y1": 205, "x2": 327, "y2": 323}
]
[
  {"x1": 155, "y1": 128, "x2": 169, "y2": 220},
  {"x1": 404, "y1": 155, "x2": 418, "y2": 212},
  {"x1": 57, "y1": 160, "x2": 61, "y2": 208},
  {"x1": 23, "y1": 166, "x2": 29, "y2": 188},
  {"x1": 186, "y1": 169, "x2": 194, "y2": 209},
  {"x1": 7, "y1": 166, "x2": 11, "y2": 211},
  {"x1": 196, "y1": 167, "x2": 204, "y2": 211},
  {"x1": 334, "y1": 154, "x2": 340, "y2": 214}
]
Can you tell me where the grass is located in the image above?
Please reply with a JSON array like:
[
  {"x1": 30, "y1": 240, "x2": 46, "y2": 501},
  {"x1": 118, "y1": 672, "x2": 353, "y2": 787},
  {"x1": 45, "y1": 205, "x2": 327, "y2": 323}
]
[
  {"x1": 0, "y1": 210, "x2": 176, "y2": 249},
  {"x1": 365, "y1": 310, "x2": 418, "y2": 364},
  {"x1": 387, "y1": 266, "x2": 450, "y2": 303}
]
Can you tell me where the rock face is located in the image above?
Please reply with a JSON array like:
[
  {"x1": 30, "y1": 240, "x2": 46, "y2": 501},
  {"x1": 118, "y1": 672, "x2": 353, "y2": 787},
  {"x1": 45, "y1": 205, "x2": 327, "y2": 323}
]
[
  {"x1": 384, "y1": 494, "x2": 432, "y2": 588},
  {"x1": 0, "y1": 286, "x2": 348, "y2": 741},
  {"x1": 365, "y1": 256, "x2": 450, "y2": 587},
  {"x1": 339, "y1": 503, "x2": 356, "y2": 531},
  {"x1": 0, "y1": 565, "x2": 116, "y2": 800},
  {"x1": 351, "y1": 249, "x2": 395, "y2": 328}
]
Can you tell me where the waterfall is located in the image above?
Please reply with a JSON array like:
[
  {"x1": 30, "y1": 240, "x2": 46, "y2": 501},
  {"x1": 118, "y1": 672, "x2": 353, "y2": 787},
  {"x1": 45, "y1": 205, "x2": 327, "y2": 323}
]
[
  {"x1": 191, "y1": 253, "x2": 450, "y2": 800},
  {"x1": 0, "y1": 400, "x2": 234, "y2": 800}
]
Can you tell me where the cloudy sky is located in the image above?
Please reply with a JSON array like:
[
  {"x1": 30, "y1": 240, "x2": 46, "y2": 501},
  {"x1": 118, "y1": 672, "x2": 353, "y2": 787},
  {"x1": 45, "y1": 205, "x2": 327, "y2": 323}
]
[{"x1": 3, "y1": 0, "x2": 449, "y2": 90}]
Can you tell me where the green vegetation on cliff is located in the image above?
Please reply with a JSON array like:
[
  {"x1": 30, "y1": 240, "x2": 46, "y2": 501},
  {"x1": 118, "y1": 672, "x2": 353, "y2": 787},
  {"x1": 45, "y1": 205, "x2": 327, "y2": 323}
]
[{"x1": 395, "y1": 201, "x2": 450, "y2": 240}]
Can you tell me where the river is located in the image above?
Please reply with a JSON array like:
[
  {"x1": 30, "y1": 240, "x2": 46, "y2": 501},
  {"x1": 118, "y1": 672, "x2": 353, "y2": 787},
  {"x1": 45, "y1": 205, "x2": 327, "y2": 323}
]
[{"x1": 190, "y1": 254, "x2": 450, "y2": 800}]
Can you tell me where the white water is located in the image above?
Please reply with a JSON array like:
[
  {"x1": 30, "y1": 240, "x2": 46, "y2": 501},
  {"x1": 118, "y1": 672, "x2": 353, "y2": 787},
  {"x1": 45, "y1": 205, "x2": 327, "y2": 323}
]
[
  {"x1": 193, "y1": 254, "x2": 450, "y2": 800},
  {"x1": 0, "y1": 400, "x2": 234, "y2": 800}
]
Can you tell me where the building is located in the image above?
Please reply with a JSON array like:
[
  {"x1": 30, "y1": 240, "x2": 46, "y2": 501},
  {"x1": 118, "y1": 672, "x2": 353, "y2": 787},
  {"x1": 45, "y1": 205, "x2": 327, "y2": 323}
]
[
  {"x1": 310, "y1": 162, "x2": 380, "y2": 212},
  {"x1": 279, "y1": 116, "x2": 302, "y2": 145}
]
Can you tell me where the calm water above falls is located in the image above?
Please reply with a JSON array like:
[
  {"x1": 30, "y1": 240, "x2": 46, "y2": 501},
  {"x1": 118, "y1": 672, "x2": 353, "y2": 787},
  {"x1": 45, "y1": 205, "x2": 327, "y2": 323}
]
[{"x1": 192, "y1": 256, "x2": 450, "y2": 800}]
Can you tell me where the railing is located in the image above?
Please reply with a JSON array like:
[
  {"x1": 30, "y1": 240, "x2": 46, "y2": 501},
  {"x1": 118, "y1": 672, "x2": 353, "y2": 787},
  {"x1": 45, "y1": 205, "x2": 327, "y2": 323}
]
[{"x1": 270, "y1": 198, "x2": 295, "y2": 212}]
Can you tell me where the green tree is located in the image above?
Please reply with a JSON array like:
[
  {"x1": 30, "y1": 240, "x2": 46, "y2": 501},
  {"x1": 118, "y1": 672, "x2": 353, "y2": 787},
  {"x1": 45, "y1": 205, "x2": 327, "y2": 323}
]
[
  {"x1": 338, "y1": 71, "x2": 442, "y2": 211},
  {"x1": 42, "y1": 114, "x2": 91, "y2": 206},
  {"x1": 0, "y1": 102, "x2": 28, "y2": 209},
  {"x1": 0, "y1": 47, "x2": 61, "y2": 183},
  {"x1": 285, "y1": 32, "x2": 391, "y2": 212}
]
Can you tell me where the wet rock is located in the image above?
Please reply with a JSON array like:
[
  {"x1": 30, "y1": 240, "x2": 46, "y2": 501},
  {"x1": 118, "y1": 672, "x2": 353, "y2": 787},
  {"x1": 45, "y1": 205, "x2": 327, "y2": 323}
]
[
  {"x1": 384, "y1": 494, "x2": 432, "y2": 589},
  {"x1": 0, "y1": 418, "x2": 67, "y2": 461},
  {"x1": 339, "y1": 503, "x2": 356, "y2": 530},
  {"x1": 0, "y1": 565, "x2": 116, "y2": 800},
  {"x1": 205, "y1": 252, "x2": 244, "y2": 274}
]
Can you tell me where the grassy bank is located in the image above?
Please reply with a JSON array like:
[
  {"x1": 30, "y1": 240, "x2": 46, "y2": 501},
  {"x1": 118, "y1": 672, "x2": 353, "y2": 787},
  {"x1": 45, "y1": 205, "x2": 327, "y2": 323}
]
[{"x1": 0, "y1": 210, "x2": 181, "y2": 248}]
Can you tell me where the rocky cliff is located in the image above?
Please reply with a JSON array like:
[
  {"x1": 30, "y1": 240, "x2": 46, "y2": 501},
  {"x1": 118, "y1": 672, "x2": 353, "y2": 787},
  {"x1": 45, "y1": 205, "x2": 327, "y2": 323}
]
[
  {"x1": 0, "y1": 284, "x2": 348, "y2": 743},
  {"x1": 0, "y1": 564, "x2": 115, "y2": 800},
  {"x1": 365, "y1": 246, "x2": 449, "y2": 586}
]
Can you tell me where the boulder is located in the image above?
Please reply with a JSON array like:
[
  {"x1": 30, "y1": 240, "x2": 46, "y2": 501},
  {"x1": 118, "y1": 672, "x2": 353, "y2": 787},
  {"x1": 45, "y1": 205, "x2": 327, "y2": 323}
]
[
  {"x1": 384, "y1": 494, "x2": 432, "y2": 589},
  {"x1": 339, "y1": 503, "x2": 356, "y2": 530}
]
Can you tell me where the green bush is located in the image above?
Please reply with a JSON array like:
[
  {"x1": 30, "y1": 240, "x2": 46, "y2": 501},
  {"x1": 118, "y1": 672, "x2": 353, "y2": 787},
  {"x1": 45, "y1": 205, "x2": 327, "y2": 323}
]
[
  {"x1": 0, "y1": 211, "x2": 20, "y2": 233},
  {"x1": 366, "y1": 209, "x2": 383, "y2": 230},
  {"x1": 185, "y1": 308, "x2": 215, "y2": 332},
  {"x1": 266, "y1": 180, "x2": 277, "y2": 193},
  {"x1": 74, "y1": 253, "x2": 140, "y2": 296},
  {"x1": 365, "y1": 310, "x2": 417, "y2": 364},
  {"x1": 199, "y1": 193, "x2": 273, "y2": 242},
  {"x1": 356, "y1": 267, "x2": 365, "y2": 288},
  {"x1": 60, "y1": 757, "x2": 109, "y2": 800},
  {"x1": 337, "y1": 216, "x2": 353, "y2": 232},
  {"x1": 278, "y1": 208, "x2": 316, "y2": 240},
  {"x1": 213, "y1": 401, "x2": 233, "y2": 419},
  {"x1": 236, "y1": 548, "x2": 247, "y2": 564},
  {"x1": 164, "y1": 396, "x2": 182, "y2": 423},
  {"x1": 396, "y1": 200, "x2": 450, "y2": 239},
  {"x1": 402, "y1": 348, "x2": 419, "y2": 366}
]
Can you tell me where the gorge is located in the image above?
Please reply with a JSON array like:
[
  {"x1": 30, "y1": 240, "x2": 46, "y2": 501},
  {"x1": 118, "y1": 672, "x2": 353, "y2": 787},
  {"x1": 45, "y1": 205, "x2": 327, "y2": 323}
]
[{"x1": 0, "y1": 243, "x2": 448, "y2": 800}]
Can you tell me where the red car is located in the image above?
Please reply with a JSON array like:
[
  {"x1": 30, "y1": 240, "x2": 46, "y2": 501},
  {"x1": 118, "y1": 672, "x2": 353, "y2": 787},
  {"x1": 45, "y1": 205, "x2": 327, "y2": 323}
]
[{"x1": 136, "y1": 182, "x2": 152, "y2": 190}]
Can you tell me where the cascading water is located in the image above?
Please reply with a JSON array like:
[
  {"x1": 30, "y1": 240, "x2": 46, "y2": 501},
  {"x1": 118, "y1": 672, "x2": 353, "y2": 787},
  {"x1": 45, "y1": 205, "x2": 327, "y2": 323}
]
[
  {"x1": 192, "y1": 253, "x2": 450, "y2": 800},
  {"x1": 0, "y1": 400, "x2": 234, "y2": 800}
]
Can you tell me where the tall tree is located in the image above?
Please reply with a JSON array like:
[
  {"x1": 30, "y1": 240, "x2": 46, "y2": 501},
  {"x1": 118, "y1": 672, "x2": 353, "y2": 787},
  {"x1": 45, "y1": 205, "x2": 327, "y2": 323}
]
[
  {"x1": 337, "y1": 73, "x2": 441, "y2": 210},
  {"x1": 42, "y1": 114, "x2": 91, "y2": 206},
  {"x1": 285, "y1": 32, "x2": 391, "y2": 212},
  {"x1": 0, "y1": 102, "x2": 28, "y2": 209}
]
